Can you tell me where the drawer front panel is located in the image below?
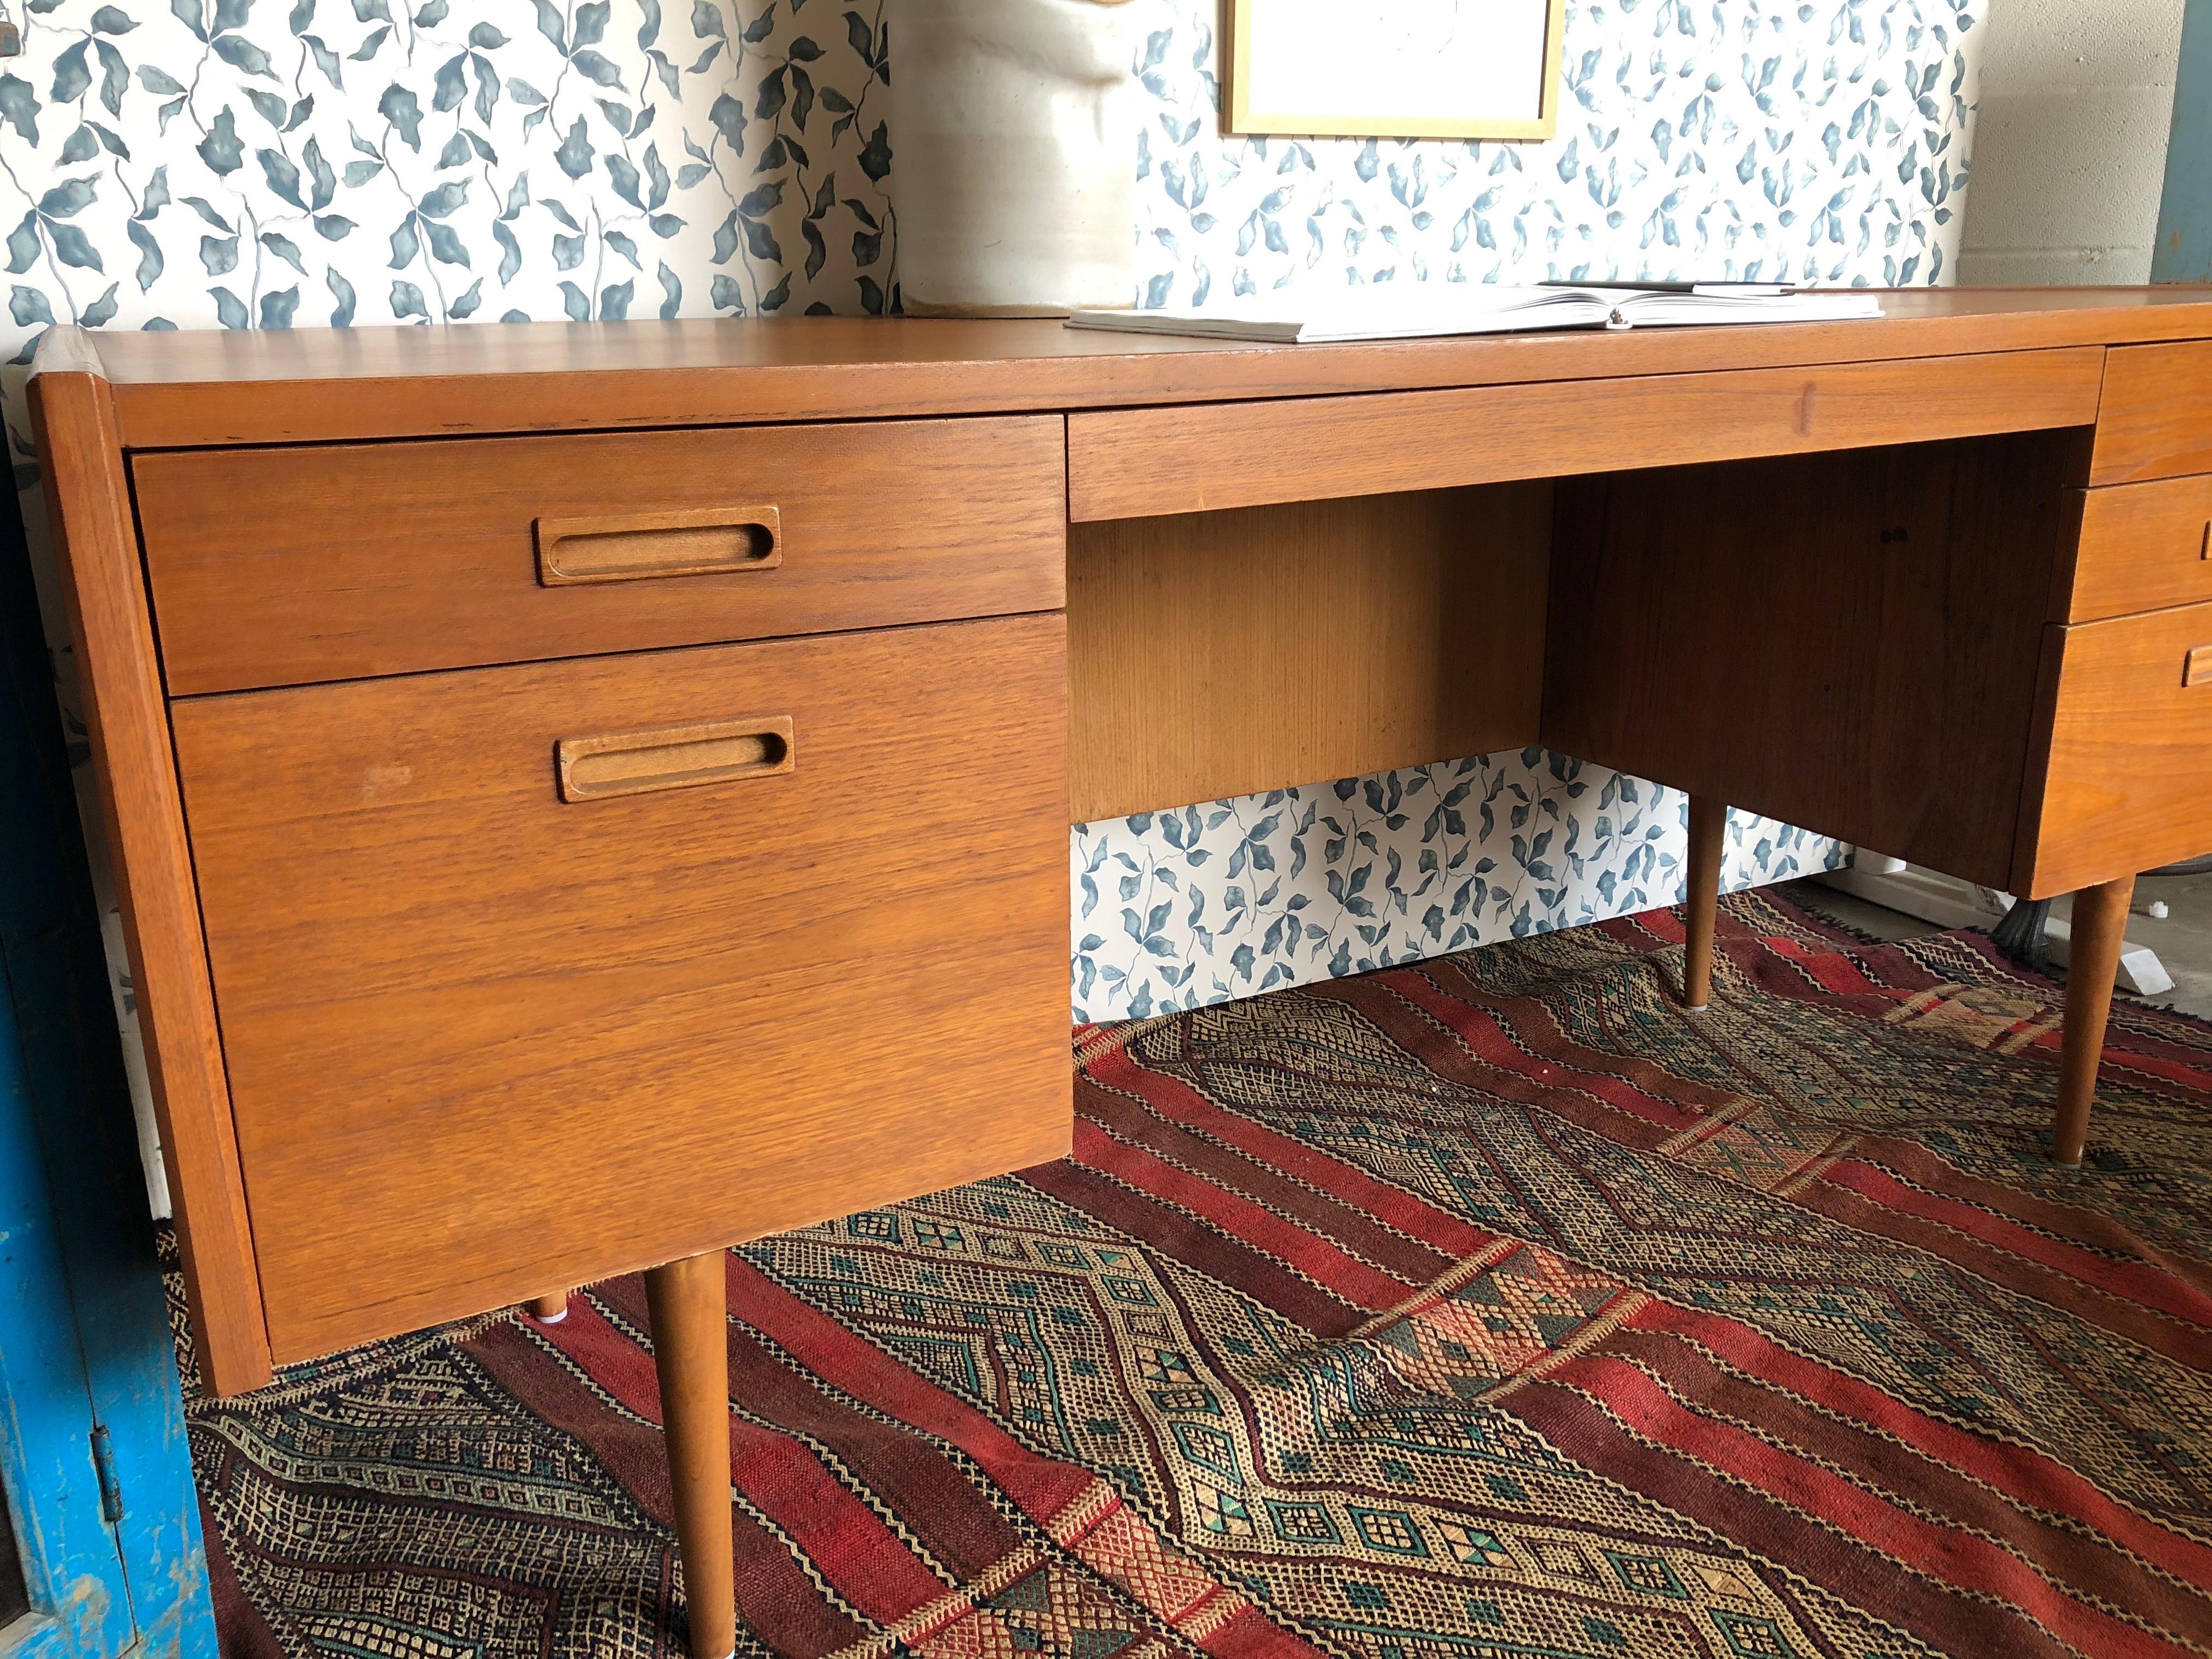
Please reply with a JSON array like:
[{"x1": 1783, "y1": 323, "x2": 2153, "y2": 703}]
[
  {"x1": 2063, "y1": 475, "x2": 2212, "y2": 621},
  {"x1": 171, "y1": 616, "x2": 1071, "y2": 1362},
  {"x1": 2090, "y1": 340, "x2": 2212, "y2": 486},
  {"x1": 2022, "y1": 598, "x2": 2212, "y2": 895},
  {"x1": 1068, "y1": 348, "x2": 2105, "y2": 521},
  {"x1": 137, "y1": 417, "x2": 1066, "y2": 695}
]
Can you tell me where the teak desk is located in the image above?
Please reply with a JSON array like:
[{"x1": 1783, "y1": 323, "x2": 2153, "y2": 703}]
[{"x1": 31, "y1": 289, "x2": 2212, "y2": 1656}]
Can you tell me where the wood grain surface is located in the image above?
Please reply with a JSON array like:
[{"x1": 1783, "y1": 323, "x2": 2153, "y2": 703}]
[
  {"x1": 1681, "y1": 796, "x2": 1727, "y2": 1011},
  {"x1": 1067, "y1": 484, "x2": 1551, "y2": 820},
  {"x1": 27, "y1": 370, "x2": 275, "y2": 1394},
  {"x1": 2017, "y1": 598, "x2": 2212, "y2": 895},
  {"x1": 171, "y1": 617, "x2": 1071, "y2": 1364},
  {"x1": 52, "y1": 290, "x2": 2212, "y2": 448},
  {"x1": 1066, "y1": 348, "x2": 2104, "y2": 521},
  {"x1": 2049, "y1": 874, "x2": 2136, "y2": 1165},
  {"x1": 2060, "y1": 474, "x2": 2212, "y2": 621},
  {"x1": 1543, "y1": 432, "x2": 2084, "y2": 890},
  {"x1": 644, "y1": 1251, "x2": 737, "y2": 1659},
  {"x1": 137, "y1": 417, "x2": 1065, "y2": 695},
  {"x1": 2089, "y1": 340, "x2": 2212, "y2": 485}
]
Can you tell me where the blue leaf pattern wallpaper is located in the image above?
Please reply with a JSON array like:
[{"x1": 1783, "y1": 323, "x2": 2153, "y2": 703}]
[{"x1": 0, "y1": 0, "x2": 1972, "y2": 1135}]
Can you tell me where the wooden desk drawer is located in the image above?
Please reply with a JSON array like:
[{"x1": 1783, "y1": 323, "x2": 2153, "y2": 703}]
[
  {"x1": 136, "y1": 417, "x2": 1066, "y2": 695},
  {"x1": 170, "y1": 615, "x2": 1071, "y2": 1363},
  {"x1": 2090, "y1": 340, "x2": 2212, "y2": 486},
  {"x1": 2061, "y1": 475, "x2": 2212, "y2": 621},
  {"x1": 2019, "y1": 597, "x2": 2212, "y2": 895},
  {"x1": 1068, "y1": 348, "x2": 2105, "y2": 521}
]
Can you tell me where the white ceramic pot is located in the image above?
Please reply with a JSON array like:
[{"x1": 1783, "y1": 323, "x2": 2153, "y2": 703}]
[{"x1": 888, "y1": 0, "x2": 1140, "y2": 315}]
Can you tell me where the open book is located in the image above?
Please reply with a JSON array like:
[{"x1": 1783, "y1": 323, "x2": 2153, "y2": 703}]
[{"x1": 1065, "y1": 284, "x2": 1883, "y2": 344}]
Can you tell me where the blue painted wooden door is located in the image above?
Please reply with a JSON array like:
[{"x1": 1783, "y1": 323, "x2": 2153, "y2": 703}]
[
  {"x1": 0, "y1": 473, "x2": 216, "y2": 1659},
  {"x1": 2155, "y1": 0, "x2": 2210, "y2": 281}
]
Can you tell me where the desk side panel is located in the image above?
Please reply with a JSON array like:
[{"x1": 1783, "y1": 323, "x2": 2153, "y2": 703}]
[
  {"x1": 1541, "y1": 431, "x2": 2086, "y2": 890},
  {"x1": 27, "y1": 370, "x2": 273, "y2": 1395}
]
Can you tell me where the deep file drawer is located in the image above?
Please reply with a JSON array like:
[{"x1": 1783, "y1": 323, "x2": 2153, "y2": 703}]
[
  {"x1": 170, "y1": 614, "x2": 1073, "y2": 1363},
  {"x1": 2061, "y1": 473, "x2": 2212, "y2": 621},
  {"x1": 2019, "y1": 596, "x2": 2212, "y2": 895},
  {"x1": 134, "y1": 415, "x2": 1068, "y2": 694}
]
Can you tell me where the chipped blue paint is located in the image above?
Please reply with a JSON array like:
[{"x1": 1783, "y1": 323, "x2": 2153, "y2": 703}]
[
  {"x1": 0, "y1": 482, "x2": 213, "y2": 1656},
  {"x1": 2154, "y1": 0, "x2": 2212, "y2": 282}
]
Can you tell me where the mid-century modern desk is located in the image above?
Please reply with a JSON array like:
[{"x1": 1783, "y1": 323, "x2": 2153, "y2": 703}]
[{"x1": 30, "y1": 288, "x2": 2212, "y2": 1656}]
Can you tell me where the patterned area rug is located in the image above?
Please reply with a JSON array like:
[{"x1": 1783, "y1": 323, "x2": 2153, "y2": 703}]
[{"x1": 177, "y1": 893, "x2": 2212, "y2": 1658}]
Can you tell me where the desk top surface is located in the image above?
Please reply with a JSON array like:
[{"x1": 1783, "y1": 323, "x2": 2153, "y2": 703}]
[{"x1": 38, "y1": 285, "x2": 2212, "y2": 449}]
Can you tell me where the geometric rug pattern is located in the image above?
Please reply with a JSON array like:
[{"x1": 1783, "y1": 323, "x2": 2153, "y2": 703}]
[{"x1": 176, "y1": 893, "x2": 2212, "y2": 1657}]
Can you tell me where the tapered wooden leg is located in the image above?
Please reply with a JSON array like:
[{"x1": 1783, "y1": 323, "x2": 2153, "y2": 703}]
[
  {"x1": 644, "y1": 1251, "x2": 736, "y2": 1659},
  {"x1": 526, "y1": 1291, "x2": 569, "y2": 1323},
  {"x1": 2050, "y1": 873, "x2": 2135, "y2": 1167},
  {"x1": 1682, "y1": 795, "x2": 1728, "y2": 1012}
]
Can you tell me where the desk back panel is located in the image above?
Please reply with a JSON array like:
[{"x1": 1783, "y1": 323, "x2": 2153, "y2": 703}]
[
  {"x1": 1543, "y1": 430, "x2": 2088, "y2": 890},
  {"x1": 1068, "y1": 484, "x2": 1552, "y2": 822}
]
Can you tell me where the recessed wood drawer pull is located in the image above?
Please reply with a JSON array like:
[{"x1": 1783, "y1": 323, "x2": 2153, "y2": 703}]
[
  {"x1": 557, "y1": 716, "x2": 794, "y2": 802},
  {"x1": 535, "y1": 506, "x2": 783, "y2": 585},
  {"x1": 2186, "y1": 646, "x2": 2212, "y2": 689}
]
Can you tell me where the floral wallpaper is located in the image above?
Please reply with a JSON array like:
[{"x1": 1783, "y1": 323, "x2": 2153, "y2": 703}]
[
  {"x1": 1071, "y1": 760, "x2": 1842, "y2": 1023},
  {"x1": 0, "y1": 0, "x2": 896, "y2": 360},
  {"x1": 1126, "y1": 0, "x2": 1978, "y2": 306},
  {"x1": 0, "y1": 0, "x2": 1974, "y2": 1190}
]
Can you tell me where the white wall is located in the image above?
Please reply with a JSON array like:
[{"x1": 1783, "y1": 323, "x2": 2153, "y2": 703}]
[{"x1": 1960, "y1": 0, "x2": 2187, "y2": 282}]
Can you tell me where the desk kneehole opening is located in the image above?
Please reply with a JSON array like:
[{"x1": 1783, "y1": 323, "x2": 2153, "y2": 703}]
[
  {"x1": 535, "y1": 506, "x2": 783, "y2": 585},
  {"x1": 557, "y1": 716, "x2": 795, "y2": 802}
]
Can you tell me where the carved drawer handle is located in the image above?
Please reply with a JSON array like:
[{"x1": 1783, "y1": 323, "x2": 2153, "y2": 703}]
[
  {"x1": 2186, "y1": 646, "x2": 2212, "y2": 689},
  {"x1": 535, "y1": 506, "x2": 783, "y2": 585},
  {"x1": 557, "y1": 716, "x2": 794, "y2": 802}
]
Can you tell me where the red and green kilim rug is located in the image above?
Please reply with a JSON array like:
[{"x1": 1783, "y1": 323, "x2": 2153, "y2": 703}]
[{"x1": 177, "y1": 893, "x2": 2212, "y2": 1658}]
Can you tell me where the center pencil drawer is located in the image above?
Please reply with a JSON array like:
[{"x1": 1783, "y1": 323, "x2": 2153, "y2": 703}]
[
  {"x1": 170, "y1": 614, "x2": 1073, "y2": 1364},
  {"x1": 135, "y1": 415, "x2": 1066, "y2": 694}
]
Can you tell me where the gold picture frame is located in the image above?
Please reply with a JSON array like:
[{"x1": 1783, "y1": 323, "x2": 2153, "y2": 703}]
[{"x1": 1227, "y1": 0, "x2": 1569, "y2": 142}]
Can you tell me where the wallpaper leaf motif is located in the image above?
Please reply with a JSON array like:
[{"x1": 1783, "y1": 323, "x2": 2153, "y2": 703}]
[
  {"x1": 1128, "y1": 0, "x2": 1976, "y2": 303},
  {"x1": 0, "y1": 0, "x2": 896, "y2": 382},
  {"x1": 1070, "y1": 760, "x2": 1842, "y2": 1023}
]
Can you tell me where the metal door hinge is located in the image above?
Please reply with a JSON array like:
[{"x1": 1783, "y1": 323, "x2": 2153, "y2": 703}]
[{"x1": 89, "y1": 1424, "x2": 123, "y2": 1523}]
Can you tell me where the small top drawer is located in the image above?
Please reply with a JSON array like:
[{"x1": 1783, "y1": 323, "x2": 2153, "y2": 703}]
[
  {"x1": 2062, "y1": 473, "x2": 2212, "y2": 621},
  {"x1": 2090, "y1": 340, "x2": 2212, "y2": 486},
  {"x1": 134, "y1": 416, "x2": 1066, "y2": 695}
]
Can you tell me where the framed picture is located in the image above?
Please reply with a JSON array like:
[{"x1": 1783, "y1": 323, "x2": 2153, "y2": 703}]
[{"x1": 1227, "y1": 0, "x2": 1568, "y2": 142}]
